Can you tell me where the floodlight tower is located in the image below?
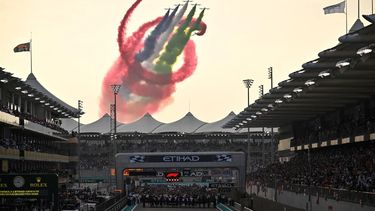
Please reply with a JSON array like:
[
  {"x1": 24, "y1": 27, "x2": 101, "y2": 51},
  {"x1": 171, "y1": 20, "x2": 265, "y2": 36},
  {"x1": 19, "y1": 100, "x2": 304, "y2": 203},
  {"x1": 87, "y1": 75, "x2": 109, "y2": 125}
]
[
  {"x1": 268, "y1": 67, "x2": 275, "y2": 163},
  {"x1": 268, "y1": 67, "x2": 278, "y2": 202},
  {"x1": 243, "y1": 79, "x2": 254, "y2": 106},
  {"x1": 77, "y1": 100, "x2": 83, "y2": 187},
  {"x1": 243, "y1": 79, "x2": 254, "y2": 173},
  {"x1": 259, "y1": 85, "x2": 265, "y2": 166},
  {"x1": 110, "y1": 84, "x2": 121, "y2": 191},
  {"x1": 111, "y1": 84, "x2": 121, "y2": 153}
]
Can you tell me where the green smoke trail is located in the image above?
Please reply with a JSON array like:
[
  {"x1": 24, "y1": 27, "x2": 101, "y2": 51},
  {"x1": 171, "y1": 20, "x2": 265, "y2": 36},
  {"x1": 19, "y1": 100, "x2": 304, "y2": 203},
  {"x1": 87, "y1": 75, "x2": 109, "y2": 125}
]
[
  {"x1": 190, "y1": 8, "x2": 205, "y2": 32},
  {"x1": 154, "y1": 5, "x2": 205, "y2": 74}
]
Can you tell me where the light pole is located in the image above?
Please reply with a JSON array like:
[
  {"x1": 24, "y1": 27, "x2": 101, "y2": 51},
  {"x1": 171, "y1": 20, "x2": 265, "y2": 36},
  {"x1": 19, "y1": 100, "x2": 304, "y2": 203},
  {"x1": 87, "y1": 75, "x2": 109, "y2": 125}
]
[
  {"x1": 243, "y1": 79, "x2": 254, "y2": 106},
  {"x1": 109, "y1": 103, "x2": 115, "y2": 189},
  {"x1": 268, "y1": 67, "x2": 275, "y2": 163},
  {"x1": 111, "y1": 84, "x2": 121, "y2": 153},
  {"x1": 258, "y1": 85, "x2": 265, "y2": 167},
  {"x1": 243, "y1": 79, "x2": 254, "y2": 173},
  {"x1": 77, "y1": 100, "x2": 83, "y2": 187},
  {"x1": 268, "y1": 67, "x2": 277, "y2": 202},
  {"x1": 111, "y1": 84, "x2": 121, "y2": 191}
]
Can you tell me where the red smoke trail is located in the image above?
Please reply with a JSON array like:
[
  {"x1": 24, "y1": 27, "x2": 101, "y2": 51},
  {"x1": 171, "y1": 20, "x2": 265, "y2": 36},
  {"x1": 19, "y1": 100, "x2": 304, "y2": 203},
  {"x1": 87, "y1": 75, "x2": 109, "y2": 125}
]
[
  {"x1": 117, "y1": 0, "x2": 143, "y2": 53},
  {"x1": 100, "y1": 0, "x2": 206, "y2": 122},
  {"x1": 195, "y1": 22, "x2": 207, "y2": 36}
]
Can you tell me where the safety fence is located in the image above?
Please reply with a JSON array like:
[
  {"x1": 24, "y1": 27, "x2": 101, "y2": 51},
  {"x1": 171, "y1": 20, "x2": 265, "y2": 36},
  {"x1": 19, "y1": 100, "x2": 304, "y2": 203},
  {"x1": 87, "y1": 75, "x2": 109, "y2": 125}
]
[
  {"x1": 249, "y1": 181, "x2": 375, "y2": 207},
  {"x1": 233, "y1": 195, "x2": 304, "y2": 211},
  {"x1": 96, "y1": 193, "x2": 126, "y2": 211}
]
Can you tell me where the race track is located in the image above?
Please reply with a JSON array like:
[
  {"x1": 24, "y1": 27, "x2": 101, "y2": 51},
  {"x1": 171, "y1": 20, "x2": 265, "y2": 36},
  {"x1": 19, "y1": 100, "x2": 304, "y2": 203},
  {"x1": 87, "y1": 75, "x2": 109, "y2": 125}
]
[{"x1": 134, "y1": 207, "x2": 218, "y2": 211}]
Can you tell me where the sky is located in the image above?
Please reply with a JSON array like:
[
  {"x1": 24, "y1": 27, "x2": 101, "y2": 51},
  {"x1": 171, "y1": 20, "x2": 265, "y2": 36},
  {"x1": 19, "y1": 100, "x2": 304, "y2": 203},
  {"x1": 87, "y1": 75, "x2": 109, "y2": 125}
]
[{"x1": 0, "y1": 0, "x2": 373, "y2": 124}]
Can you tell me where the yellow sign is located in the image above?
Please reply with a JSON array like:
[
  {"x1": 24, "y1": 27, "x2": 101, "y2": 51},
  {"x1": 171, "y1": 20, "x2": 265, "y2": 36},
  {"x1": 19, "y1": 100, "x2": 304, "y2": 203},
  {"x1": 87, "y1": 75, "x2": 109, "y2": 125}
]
[
  {"x1": 0, "y1": 190, "x2": 39, "y2": 196},
  {"x1": 29, "y1": 176, "x2": 47, "y2": 188},
  {"x1": 30, "y1": 183, "x2": 48, "y2": 188}
]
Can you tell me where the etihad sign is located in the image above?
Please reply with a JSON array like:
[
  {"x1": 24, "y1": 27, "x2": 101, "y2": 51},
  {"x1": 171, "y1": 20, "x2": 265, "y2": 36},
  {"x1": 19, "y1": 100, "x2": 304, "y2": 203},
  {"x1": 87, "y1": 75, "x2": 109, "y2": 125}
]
[
  {"x1": 162, "y1": 155, "x2": 200, "y2": 162},
  {"x1": 129, "y1": 154, "x2": 232, "y2": 163}
]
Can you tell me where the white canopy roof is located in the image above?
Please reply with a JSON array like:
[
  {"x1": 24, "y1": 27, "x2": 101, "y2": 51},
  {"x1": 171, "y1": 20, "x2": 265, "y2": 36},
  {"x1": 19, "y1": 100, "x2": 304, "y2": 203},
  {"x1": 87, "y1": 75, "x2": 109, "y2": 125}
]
[
  {"x1": 61, "y1": 118, "x2": 83, "y2": 132},
  {"x1": 152, "y1": 112, "x2": 206, "y2": 133},
  {"x1": 80, "y1": 113, "x2": 122, "y2": 134},
  {"x1": 117, "y1": 113, "x2": 163, "y2": 133},
  {"x1": 61, "y1": 111, "x2": 268, "y2": 134}
]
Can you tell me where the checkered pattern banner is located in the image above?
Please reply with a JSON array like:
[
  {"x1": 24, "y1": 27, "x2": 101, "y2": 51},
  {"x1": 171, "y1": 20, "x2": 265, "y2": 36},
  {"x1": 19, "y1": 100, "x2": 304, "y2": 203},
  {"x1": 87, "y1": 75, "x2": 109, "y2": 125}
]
[
  {"x1": 129, "y1": 155, "x2": 145, "y2": 163},
  {"x1": 216, "y1": 154, "x2": 232, "y2": 162}
]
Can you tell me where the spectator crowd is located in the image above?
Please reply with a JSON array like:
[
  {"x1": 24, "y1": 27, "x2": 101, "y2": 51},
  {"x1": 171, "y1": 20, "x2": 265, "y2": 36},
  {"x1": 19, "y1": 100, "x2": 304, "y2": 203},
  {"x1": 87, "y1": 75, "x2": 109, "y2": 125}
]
[
  {"x1": 0, "y1": 103, "x2": 68, "y2": 134},
  {"x1": 129, "y1": 184, "x2": 229, "y2": 208},
  {"x1": 250, "y1": 142, "x2": 375, "y2": 193},
  {"x1": 293, "y1": 102, "x2": 375, "y2": 147},
  {"x1": 0, "y1": 136, "x2": 71, "y2": 156}
]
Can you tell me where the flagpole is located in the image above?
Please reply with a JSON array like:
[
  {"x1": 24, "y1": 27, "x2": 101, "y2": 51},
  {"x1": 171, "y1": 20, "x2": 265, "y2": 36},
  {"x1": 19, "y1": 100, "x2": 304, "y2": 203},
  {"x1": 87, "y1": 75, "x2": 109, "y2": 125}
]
[
  {"x1": 357, "y1": 0, "x2": 360, "y2": 19},
  {"x1": 30, "y1": 36, "x2": 33, "y2": 74},
  {"x1": 346, "y1": 0, "x2": 348, "y2": 34}
]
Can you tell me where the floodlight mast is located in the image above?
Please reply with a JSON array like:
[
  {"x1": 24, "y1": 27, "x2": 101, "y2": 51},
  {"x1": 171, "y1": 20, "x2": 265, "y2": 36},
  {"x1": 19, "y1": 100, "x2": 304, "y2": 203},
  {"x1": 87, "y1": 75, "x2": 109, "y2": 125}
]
[
  {"x1": 111, "y1": 84, "x2": 121, "y2": 191},
  {"x1": 243, "y1": 79, "x2": 254, "y2": 106},
  {"x1": 111, "y1": 84, "x2": 121, "y2": 140},
  {"x1": 243, "y1": 78, "x2": 254, "y2": 174},
  {"x1": 77, "y1": 100, "x2": 83, "y2": 188}
]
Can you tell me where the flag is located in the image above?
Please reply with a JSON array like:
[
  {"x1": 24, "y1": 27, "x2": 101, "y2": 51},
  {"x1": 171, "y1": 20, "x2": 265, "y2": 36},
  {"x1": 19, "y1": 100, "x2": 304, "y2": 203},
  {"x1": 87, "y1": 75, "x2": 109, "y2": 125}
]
[
  {"x1": 13, "y1": 42, "x2": 30, "y2": 53},
  {"x1": 323, "y1": 1, "x2": 345, "y2": 14}
]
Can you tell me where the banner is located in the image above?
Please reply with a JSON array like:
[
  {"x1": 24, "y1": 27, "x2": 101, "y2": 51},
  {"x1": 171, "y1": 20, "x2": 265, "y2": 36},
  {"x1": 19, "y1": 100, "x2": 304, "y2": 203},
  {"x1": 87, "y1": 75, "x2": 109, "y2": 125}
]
[{"x1": 129, "y1": 154, "x2": 232, "y2": 163}]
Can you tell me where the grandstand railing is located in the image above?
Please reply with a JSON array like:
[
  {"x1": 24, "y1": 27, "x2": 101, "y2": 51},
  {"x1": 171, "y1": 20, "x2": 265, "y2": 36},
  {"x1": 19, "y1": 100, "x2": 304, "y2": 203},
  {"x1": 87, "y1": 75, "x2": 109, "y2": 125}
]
[
  {"x1": 24, "y1": 151, "x2": 70, "y2": 163},
  {"x1": 0, "y1": 110, "x2": 19, "y2": 126},
  {"x1": 0, "y1": 106, "x2": 69, "y2": 136},
  {"x1": 288, "y1": 184, "x2": 375, "y2": 207},
  {"x1": 23, "y1": 120, "x2": 65, "y2": 140},
  {"x1": 0, "y1": 147, "x2": 19, "y2": 159},
  {"x1": 254, "y1": 182, "x2": 375, "y2": 206},
  {"x1": 0, "y1": 146, "x2": 75, "y2": 163}
]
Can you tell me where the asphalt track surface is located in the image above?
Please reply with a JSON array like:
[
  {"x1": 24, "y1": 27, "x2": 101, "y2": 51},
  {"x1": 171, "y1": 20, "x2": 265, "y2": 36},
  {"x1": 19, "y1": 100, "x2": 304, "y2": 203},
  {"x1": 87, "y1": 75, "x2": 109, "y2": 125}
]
[{"x1": 134, "y1": 207, "x2": 218, "y2": 211}]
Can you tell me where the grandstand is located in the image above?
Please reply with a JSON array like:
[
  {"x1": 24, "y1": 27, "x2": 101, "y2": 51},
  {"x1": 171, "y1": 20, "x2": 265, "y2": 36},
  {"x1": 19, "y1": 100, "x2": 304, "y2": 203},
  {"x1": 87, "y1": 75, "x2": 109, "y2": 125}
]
[
  {"x1": 224, "y1": 15, "x2": 375, "y2": 211},
  {"x1": 0, "y1": 69, "x2": 82, "y2": 210}
]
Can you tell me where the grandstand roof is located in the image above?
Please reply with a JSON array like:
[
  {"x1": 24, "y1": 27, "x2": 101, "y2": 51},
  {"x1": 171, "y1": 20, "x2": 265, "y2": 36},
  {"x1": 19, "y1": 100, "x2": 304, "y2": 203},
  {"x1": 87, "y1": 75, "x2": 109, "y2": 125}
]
[
  {"x1": 0, "y1": 70, "x2": 80, "y2": 118},
  {"x1": 225, "y1": 16, "x2": 375, "y2": 129},
  {"x1": 117, "y1": 113, "x2": 163, "y2": 133},
  {"x1": 25, "y1": 73, "x2": 81, "y2": 117},
  {"x1": 80, "y1": 113, "x2": 122, "y2": 134},
  {"x1": 153, "y1": 112, "x2": 207, "y2": 133}
]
